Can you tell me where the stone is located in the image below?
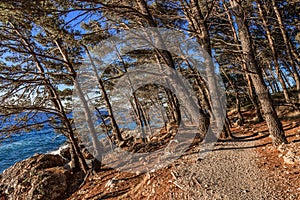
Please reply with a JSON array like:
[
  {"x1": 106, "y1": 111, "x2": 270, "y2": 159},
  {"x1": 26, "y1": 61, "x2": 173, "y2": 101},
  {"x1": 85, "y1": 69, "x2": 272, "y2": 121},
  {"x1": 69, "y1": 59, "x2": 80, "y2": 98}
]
[
  {"x1": 283, "y1": 156, "x2": 295, "y2": 165},
  {"x1": 0, "y1": 154, "x2": 70, "y2": 200}
]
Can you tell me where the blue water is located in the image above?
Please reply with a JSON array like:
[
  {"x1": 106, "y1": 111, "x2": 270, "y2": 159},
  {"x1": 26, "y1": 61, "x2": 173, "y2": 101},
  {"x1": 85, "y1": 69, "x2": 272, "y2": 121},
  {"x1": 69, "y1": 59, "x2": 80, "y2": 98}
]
[
  {"x1": 0, "y1": 109, "x2": 153, "y2": 173},
  {"x1": 0, "y1": 110, "x2": 108, "y2": 173},
  {"x1": 0, "y1": 127, "x2": 66, "y2": 173}
]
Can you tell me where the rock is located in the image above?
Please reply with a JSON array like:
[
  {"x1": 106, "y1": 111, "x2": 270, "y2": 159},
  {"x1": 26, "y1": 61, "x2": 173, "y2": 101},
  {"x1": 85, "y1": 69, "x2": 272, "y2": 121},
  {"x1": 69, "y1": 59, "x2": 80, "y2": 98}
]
[
  {"x1": 283, "y1": 151, "x2": 297, "y2": 165},
  {"x1": 258, "y1": 132, "x2": 264, "y2": 136},
  {"x1": 283, "y1": 156, "x2": 295, "y2": 165},
  {"x1": 277, "y1": 144, "x2": 287, "y2": 153},
  {"x1": 0, "y1": 154, "x2": 70, "y2": 200},
  {"x1": 136, "y1": 170, "x2": 142, "y2": 175}
]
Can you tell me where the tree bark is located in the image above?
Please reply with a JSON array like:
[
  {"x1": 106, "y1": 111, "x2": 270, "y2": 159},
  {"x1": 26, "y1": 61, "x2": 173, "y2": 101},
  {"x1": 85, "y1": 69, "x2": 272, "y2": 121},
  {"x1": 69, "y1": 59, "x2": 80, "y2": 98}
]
[
  {"x1": 182, "y1": 0, "x2": 228, "y2": 139},
  {"x1": 230, "y1": 0, "x2": 287, "y2": 145},
  {"x1": 83, "y1": 46, "x2": 124, "y2": 144},
  {"x1": 271, "y1": 0, "x2": 300, "y2": 103},
  {"x1": 224, "y1": 2, "x2": 263, "y2": 122},
  {"x1": 257, "y1": 0, "x2": 291, "y2": 103}
]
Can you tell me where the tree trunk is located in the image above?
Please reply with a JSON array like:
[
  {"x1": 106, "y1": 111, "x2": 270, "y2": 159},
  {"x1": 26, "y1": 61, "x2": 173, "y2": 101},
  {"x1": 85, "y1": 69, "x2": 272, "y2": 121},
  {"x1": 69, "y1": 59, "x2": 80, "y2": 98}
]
[
  {"x1": 257, "y1": 0, "x2": 291, "y2": 103},
  {"x1": 136, "y1": 0, "x2": 210, "y2": 137},
  {"x1": 281, "y1": 69, "x2": 292, "y2": 89},
  {"x1": 230, "y1": 0, "x2": 287, "y2": 145},
  {"x1": 11, "y1": 23, "x2": 89, "y2": 173},
  {"x1": 223, "y1": 70, "x2": 244, "y2": 125},
  {"x1": 183, "y1": 0, "x2": 228, "y2": 139},
  {"x1": 271, "y1": 0, "x2": 300, "y2": 103},
  {"x1": 83, "y1": 46, "x2": 124, "y2": 143},
  {"x1": 224, "y1": 2, "x2": 263, "y2": 122},
  {"x1": 262, "y1": 68, "x2": 276, "y2": 94},
  {"x1": 246, "y1": 72, "x2": 264, "y2": 122},
  {"x1": 55, "y1": 41, "x2": 105, "y2": 162}
]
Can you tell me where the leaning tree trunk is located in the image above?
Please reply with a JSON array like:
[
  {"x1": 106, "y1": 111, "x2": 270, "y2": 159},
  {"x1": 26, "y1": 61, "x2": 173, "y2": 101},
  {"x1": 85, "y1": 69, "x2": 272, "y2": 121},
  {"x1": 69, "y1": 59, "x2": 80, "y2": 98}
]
[
  {"x1": 271, "y1": 0, "x2": 300, "y2": 103},
  {"x1": 224, "y1": 2, "x2": 263, "y2": 122},
  {"x1": 55, "y1": 41, "x2": 103, "y2": 171},
  {"x1": 83, "y1": 46, "x2": 124, "y2": 143},
  {"x1": 257, "y1": 0, "x2": 291, "y2": 103},
  {"x1": 230, "y1": 0, "x2": 287, "y2": 145},
  {"x1": 182, "y1": 0, "x2": 230, "y2": 139},
  {"x1": 136, "y1": 0, "x2": 210, "y2": 137},
  {"x1": 11, "y1": 23, "x2": 89, "y2": 173}
]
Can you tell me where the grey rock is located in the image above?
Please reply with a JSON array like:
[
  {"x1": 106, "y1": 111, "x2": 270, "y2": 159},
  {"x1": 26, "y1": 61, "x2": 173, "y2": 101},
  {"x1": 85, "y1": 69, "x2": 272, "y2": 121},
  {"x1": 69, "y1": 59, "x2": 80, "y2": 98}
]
[{"x1": 0, "y1": 154, "x2": 69, "y2": 200}]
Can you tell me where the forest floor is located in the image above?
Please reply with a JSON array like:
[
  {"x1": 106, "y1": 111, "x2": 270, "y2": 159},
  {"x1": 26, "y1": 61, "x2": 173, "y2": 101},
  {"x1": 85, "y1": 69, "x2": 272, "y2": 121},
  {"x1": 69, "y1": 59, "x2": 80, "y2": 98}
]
[{"x1": 68, "y1": 108, "x2": 300, "y2": 200}]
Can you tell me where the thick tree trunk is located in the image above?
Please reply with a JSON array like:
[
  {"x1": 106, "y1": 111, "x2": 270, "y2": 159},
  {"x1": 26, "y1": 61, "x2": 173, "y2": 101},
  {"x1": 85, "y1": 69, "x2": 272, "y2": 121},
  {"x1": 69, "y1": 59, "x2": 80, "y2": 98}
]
[
  {"x1": 245, "y1": 72, "x2": 264, "y2": 122},
  {"x1": 230, "y1": 0, "x2": 287, "y2": 145}
]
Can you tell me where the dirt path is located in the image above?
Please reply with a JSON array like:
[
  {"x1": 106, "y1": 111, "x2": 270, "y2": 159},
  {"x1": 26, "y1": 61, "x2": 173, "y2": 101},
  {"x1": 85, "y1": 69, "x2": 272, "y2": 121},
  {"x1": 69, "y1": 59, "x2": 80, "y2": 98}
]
[
  {"x1": 68, "y1": 122, "x2": 300, "y2": 200},
  {"x1": 172, "y1": 131, "x2": 297, "y2": 200}
]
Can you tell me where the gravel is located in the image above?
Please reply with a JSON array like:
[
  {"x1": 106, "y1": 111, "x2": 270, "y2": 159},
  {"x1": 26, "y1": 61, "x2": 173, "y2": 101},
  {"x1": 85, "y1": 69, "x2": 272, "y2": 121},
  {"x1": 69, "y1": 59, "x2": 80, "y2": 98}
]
[{"x1": 172, "y1": 135, "x2": 293, "y2": 200}]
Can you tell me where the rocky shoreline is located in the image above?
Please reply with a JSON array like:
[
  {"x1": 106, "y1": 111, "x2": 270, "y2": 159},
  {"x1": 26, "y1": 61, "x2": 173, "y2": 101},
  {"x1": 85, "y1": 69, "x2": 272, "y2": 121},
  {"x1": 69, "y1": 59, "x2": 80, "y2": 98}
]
[{"x1": 0, "y1": 153, "x2": 84, "y2": 200}]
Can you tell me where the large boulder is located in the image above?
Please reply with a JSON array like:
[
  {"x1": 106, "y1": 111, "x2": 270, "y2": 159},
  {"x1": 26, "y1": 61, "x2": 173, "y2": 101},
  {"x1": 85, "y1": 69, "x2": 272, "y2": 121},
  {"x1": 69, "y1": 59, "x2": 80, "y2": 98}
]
[{"x1": 0, "y1": 154, "x2": 71, "y2": 200}]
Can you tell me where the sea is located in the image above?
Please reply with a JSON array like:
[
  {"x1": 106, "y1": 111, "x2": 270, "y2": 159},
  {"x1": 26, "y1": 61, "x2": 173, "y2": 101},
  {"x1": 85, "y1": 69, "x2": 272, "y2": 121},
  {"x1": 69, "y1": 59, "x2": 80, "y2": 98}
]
[
  {"x1": 0, "y1": 110, "x2": 160, "y2": 173},
  {"x1": 0, "y1": 112, "x2": 68, "y2": 173},
  {"x1": 0, "y1": 109, "x2": 113, "y2": 173},
  {"x1": 0, "y1": 127, "x2": 66, "y2": 173}
]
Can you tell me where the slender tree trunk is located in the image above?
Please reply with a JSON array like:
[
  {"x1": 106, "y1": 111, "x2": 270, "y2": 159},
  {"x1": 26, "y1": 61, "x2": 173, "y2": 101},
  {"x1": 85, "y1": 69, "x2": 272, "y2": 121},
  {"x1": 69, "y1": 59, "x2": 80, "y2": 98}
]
[
  {"x1": 222, "y1": 70, "x2": 244, "y2": 125},
  {"x1": 132, "y1": 93, "x2": 147, "y2": 141},
  {"x1": 230, "y1": 0, "x2": 287, "y2": 145},
  {"x1": 55, "y1": 41, "x2": 104, "y2": 171},
  {"x1": 262, "y1": 68, "x2": 276, "y2": 94},
  {"x1": 166, "y1": 89, "x2": 181, "y2": 124},
  {"x1": 186, "y1": 61, "x2": 212, "y2": 113},
  {"x1": 281, "y1": 70, "x2": 292, "y2": 89},
  {"x1": 257, "y1": 1, "x2": 290, "y2": 102},
  {"x1": 83, "y1": 46, "x2": 123, "y2": 143},
  {"x1": 246, "y1": 72, "x2": 264, "y2": 122},
  {"x1": 289, "y1": 42, "x2": 300, "y2": 64},
  {"x1": 113, "y1": 41, "x2": 150, "y2": 140},
  {"x1": 182, "y1": 0, "x2": 228, "y2": 139},
  {"x1": 153, "y1": 54, "x2": 182, "y2": 127},
  {"x1": 11, "y1": 23, "x2": 89, "y2": 173},
  {"x1": 224, "y1": 2, "x2": 263, "y2": 122},
  {"x1": 271, "y1": 0, "x2": 300, "y2": 103},
  {"x1": 135, "y1": 1, "x2": 210, "y2": 137}
]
